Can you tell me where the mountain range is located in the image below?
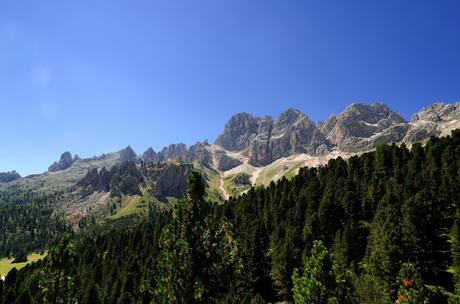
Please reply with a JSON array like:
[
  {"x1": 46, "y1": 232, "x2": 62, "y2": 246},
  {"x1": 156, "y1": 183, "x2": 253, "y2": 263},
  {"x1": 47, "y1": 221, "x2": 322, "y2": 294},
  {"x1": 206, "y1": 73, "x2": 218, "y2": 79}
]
[{"x1": 1, "y1": 101, "x2": 459, "y2": 226}]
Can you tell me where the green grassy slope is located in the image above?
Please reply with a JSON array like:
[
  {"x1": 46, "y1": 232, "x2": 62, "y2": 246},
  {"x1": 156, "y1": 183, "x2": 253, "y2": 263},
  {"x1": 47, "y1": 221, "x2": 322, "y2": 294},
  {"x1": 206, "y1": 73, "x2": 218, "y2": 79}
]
[{"x1": 0, "y1": 251, "x2": 47, "y2": 277}]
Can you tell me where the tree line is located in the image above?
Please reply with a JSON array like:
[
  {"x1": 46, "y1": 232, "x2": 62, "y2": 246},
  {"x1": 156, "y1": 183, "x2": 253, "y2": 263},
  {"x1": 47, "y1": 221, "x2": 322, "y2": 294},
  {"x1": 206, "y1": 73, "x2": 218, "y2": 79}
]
[
  {"x1": 0, "y1": 187, "x2": 71, "y2": 258},
  {"x1": 1, "y1": 131, "x2": 460, "y2": 303}
]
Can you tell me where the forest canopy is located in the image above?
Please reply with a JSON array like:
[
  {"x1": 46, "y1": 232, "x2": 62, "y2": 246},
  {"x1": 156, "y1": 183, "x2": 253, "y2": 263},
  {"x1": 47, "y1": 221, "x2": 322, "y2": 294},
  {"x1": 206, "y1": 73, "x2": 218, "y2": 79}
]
[{"x1": 1, "y1": 131, "x2": 460, "y2": 303}]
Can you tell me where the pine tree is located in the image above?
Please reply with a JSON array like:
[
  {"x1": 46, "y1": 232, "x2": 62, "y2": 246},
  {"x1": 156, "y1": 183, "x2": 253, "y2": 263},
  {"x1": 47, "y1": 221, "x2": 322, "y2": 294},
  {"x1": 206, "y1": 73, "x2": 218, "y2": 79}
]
[
  {"x1": 353, "y1": 273, "x2": 391, "y2": 304},
  {"x1": 394, "y1": 262, "x2": 430, "y2": 304},
  {"x1": 364, "y1": 190, "x2": 404, "y2": 289},
  {"x1": 155, "y1": 172, "x2": 242, "y2": 303},
  {"x1": 40, "y1": 234, "x2": 77, "y2": 304},
  {"x1": 451, "y1": 210, "x2": 460, "y2": 302},
  {"x1": 292, "y1": 240, "x2": 352, "y2": 304}
]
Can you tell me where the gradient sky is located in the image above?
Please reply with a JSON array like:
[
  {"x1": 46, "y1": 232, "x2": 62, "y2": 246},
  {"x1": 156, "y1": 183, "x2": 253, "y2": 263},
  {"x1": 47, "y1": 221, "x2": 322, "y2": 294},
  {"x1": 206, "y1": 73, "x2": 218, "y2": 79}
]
[{"x1": 1, "y1": 0, "x2": 459, "y2": 175}]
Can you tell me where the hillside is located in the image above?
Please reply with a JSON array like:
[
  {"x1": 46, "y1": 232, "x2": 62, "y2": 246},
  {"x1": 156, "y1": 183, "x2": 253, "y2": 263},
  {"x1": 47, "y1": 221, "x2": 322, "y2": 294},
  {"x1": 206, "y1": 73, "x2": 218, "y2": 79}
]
[
  {"x1": 1, "y1": 131, "x2": 460, "y2": 303},
  {"x1": 0, "y1": 102, "x2": 458, "y2": 248}
]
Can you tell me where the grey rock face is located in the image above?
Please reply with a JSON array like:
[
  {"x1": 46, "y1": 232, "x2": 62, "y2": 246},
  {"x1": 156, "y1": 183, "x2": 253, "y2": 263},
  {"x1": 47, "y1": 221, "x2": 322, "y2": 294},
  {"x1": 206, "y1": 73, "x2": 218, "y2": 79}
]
[
  {"x1": 215, "y1": 113, "x2": 260, "y2": 151},
  {"x1": 141, "y1": 141, "x2": 212, "y2": 167},
  {"x1": 119, "y1": 146, "x2": 139, "y2": 163},
  {"x1": 322, "y1": 103, "x2": 407, "y2": 152},
  {"x1": 215, "y1": 109, "x2": 329, "y2": 166},
  {"x1": 403, "y1": 123, "x2": 438, "y2": 143},
  {"x1": 77, "y1": 161, "x2": 143, "y2": 197},
  {"x1": 146, "y1": 163, "x2": 194, "y2": 201},
  {"x1": 214, "y1": 102, "x2": 460, "y2": 165},
  {"x1": 0, "y1": 171, "x2": 21, "y2": 183},
  {"x1": 49, "y1": 152, "x2": 77, "y2": 172},
  {"x1": 410, "y1": 102, "x2": 460, "y2": 123},
  {"x1": 403, "y1": 102, "x2": 460, "y2": 142},
  {"x1": 246, "y1": 116, "x2": 273, "y2": 165},
  {"x1": 157, "y1": 143, "x2": 188, "y2": 162},
  {"x1": 142, "y1": 147, "x2": 157, "y2": 163},
  {"x1": 214, "y1": 151, "x2": 242, "y2": 171},
  {"x1": 249, "y1": 110, "x2": 329, "y2": 165},
  {"x1": 186, "y1": 141, "x2": 212, "y2": 165},
  {"x1": 319, "y1": 114, "x2": 337, "y2": 135}
]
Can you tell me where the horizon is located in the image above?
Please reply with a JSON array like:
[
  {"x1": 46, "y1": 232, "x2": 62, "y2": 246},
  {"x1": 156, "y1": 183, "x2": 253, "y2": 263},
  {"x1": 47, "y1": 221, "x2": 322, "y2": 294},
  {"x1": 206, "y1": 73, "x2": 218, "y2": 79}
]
[
  {"x1": 1, "y1": 0, "x2": 460, "y2": 175},
  {"x1": 4, "y1": 100, "x2": 459, "y2": 177}
]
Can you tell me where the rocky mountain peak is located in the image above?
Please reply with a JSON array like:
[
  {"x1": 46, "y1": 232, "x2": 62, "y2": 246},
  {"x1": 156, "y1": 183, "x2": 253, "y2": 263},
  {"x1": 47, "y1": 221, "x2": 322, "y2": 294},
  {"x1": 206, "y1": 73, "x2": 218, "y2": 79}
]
[
  {"x1": 0, "y1": 171, "x2": 21, "y2": 183},
  {"x1": 160, "y1": 143, "x2": 188, "y2": 160},
  {"x1": 215, "y1": 109, "x2": 328, "y2": 166},
  {"x1": 186, "y1": 141, "x2": 212, "y2": 165},
  {"x1": 403, "y1": 102, "x2": 460, "y2": 142},
  {"x1": 322, "y1": 102, "x2": 407, "y2": 152},
  {"x1": 340, "y1": 102, "x2": 405, "y2": 124},
  {"x1": 49, "y1": 151, "x2": 77, "y2": 172},
  {"x1": 318, "y1": 114, "x2": 338, "y2": 135},
  {"x1": 142, "y1": 147, "x2": 157, "y2": 163},
  {"x1": 119, "y1": 145, "x2": 139, "y2": 163},
  {"x1": 277, "y1": 108, "x2": 303, "y2": 124},
  {"x1": 214, "y1": 112, "x2": 260, "y2": 151},
  {"x1": 410, "y1": 102, "x2": 460, "y2": 123}
]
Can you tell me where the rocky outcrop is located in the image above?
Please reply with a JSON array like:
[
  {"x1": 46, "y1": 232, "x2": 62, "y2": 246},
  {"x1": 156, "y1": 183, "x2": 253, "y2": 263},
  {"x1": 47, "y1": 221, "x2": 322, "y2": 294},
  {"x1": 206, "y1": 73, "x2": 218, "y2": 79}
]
[
  {"x1": 321, "y1": 103, "x2": 407, "y2": 152},
  {"x1": 141, "y1": 141, "x2": 213, "y2": 167},
  {"x1": 411, "y1": 102, "x2": 460, "y2": 123},
  {"x1": 403, "y1": 102, "x2": 460, "y2": 142},
  {"x1": 214, "y1": 102, "x2": 460, "y2": 163},
  {"x1": 144, "y1": 163, "x2": 194, "y2": 201},
  {"x1": 0, "y1": 171, "x2": 21, "y2": 183},
  {"x1": 119, "y1": 146, "x2": 139, "y2": 163},
  {"x1": 77, "y1": 167, "x2": 112, "y2": 192},
  {"x1": 77, "y1": 161, "x2": 143, "y2": 197},
  {"x1": 215, "y1": 113, "x2": 260, "y2": 151},
  {"x1": 155, "y1": 143, "x2": 188, "y2": 162},
  {"x1": 249, "y1": 109, "x2": 329, "y2": 165},
  {"x1": 142, "y1": 147, "x2": 157, "y2": 163},
  {"x1": 99, "y1": 102, "x2": 460, "y2": 175},
  {"x1": 49, "y1": 152, "x2": 79, "y2": 172},
  {"x1": 214, "y1": 151, "x2": 242, "y2": 171},
  {"x1": 318, "y1": 114, "x2": 338, "y2": 135},
  {"x1": 215, "y1": 109, "x2": 330, "y2": 166},
  {"x1": 186, "y1": 141, "x2": 212, "y2": 165},
  {"x1": 77, "y1": 160, "x2": 194, "y2": 201},
  {"x1": 27, "y1": 101, "x2": 460, "y2": 204}
]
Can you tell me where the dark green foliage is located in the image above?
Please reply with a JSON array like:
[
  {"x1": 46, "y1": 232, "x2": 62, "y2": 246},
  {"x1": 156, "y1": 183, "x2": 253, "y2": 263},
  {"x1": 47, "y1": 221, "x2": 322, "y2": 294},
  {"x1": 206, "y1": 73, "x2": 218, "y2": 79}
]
[
  {"x1": 222, "y1": 131, "x2": 460, "y2": 302},
  {"x1": 40, "y1": 234, "x2": 78, "y2": 303},
  {"x1": 0, "y1": 215, "x2": 167, "y2": 303},
  {"x1": 0, "y1": 187, "x2": 71, "y2": 257},
  {"x1": 155, "y1": 171, "x2": 243, "y2": 303},
  {"x1": 394, "y1": 262, "x2": 431, "y2": 304},
  {"x1": 233, "y1": 173, "x2": 251, "y2": 185},
  {"x1": 353, "y1": 273, "x2": 391, "y2": 304},
  {"x1": 2, "y1": 130, "x2": 460, "y2": 303},
  {"x1": 451, "y1": 210, "x2": 460, "y2": 302},
  {"x1": 292, "y1": 240, "x2": 353, "y2": 304}
]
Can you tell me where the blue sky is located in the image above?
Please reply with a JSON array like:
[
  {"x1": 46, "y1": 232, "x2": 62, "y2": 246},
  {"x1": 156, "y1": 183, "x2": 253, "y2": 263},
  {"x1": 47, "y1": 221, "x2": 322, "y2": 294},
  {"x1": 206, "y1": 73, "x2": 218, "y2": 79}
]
[{"x1": 1, "y1": 0, "x2": 459, "y2": 175}]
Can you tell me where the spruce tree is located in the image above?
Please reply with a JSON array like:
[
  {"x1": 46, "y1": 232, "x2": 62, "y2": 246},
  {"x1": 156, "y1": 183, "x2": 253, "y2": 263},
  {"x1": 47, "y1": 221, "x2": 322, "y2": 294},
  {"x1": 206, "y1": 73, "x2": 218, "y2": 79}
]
[
  {"x1": 292, "y1": 240, "x2": 352, "y2": 304},
  {"x1": 394, "y1": 262, "x2": 430, "y2": 304}
]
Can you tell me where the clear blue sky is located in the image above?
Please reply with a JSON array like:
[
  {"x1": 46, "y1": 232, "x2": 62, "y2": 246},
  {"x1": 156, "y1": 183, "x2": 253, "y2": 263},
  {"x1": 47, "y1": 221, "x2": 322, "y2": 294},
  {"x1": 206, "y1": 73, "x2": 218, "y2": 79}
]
[{"x1": 1, "y1": 0, "x2": 459, "y2": 175}]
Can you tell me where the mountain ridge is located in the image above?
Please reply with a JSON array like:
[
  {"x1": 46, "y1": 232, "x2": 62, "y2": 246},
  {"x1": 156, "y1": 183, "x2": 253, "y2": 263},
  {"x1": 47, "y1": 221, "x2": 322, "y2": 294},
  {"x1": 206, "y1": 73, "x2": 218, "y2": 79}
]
[
  {"x1": 3, "y1": 101, "x2": 459, "y2": 179},
  {"x1": 1, "y1": 101, "x2": 459, "y2": 225}
]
